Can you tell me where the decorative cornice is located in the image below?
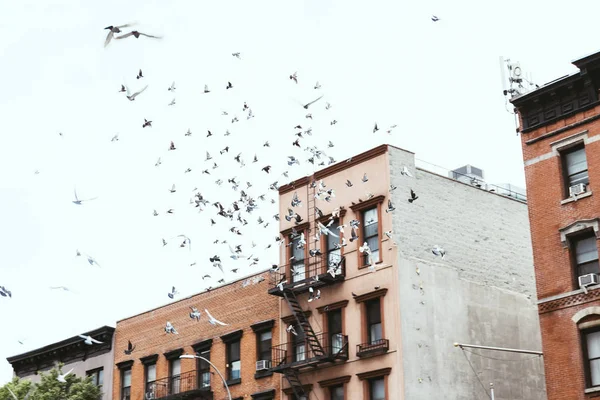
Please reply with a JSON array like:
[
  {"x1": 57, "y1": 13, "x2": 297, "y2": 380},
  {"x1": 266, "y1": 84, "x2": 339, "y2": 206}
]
[
  {"x1": 283, "y1": 384, "x2": 313, "y2": 395},
  {"x1": 317, "y1": 208, "x2": 347, "y2": 224},
  {"x1": 251, "y1": 389, "x2": 276, "y2": 400},
  {"x1": 317, "y1": 300, "x2": 349, "y2": 314},
  {"x1": 356, "y1": 367, "x2": 392, "y2": 381},
  {"x1": 250, "y1": 319, "x2": 275, "y2": 333},
  {"x1": 220, "y1": 329, "x2": 244, "y2": 343},
  {"x1": 278, "y1": 145, "x2": 389, "y2": 195},
  {"x1": 354, "y1": 288, "x2": 388, "y2": 303},
  {"x1": 192, "y1": 338, "x2": 213, "y2": 353},
  {"x1": 318, "y1": 375, "x2": 351, "y2": 387},
  {"x1": 349, "y1": 195, "x2": 386, "y2": 212},
  {"x1": 282, "y1": 311, "x2": 311, "y2": 325},
  {"x1": 525, "y1": 114, "x2": 600, "y2": 145},
  {"x1": 140, "y1": 354, "x2": 159, "y2": 365},
  {"x1": 559, "y1": 218, "x2": 600, "y2": 248},
  {"x1": 539, "y1": 287, "x2": 600, "y2": 314},
  {"x1": 163, "y1": 348, "x2": 183, "y2": 360},
  {"x1": 116, "y1": 360, "x2": 134, "y2": 370},
  {"x1": 278, "y1": 176, "x2": 311, "y2": 195},
  {"x1": 281, "y1": 222, "x2": 310, "y2": 237}
]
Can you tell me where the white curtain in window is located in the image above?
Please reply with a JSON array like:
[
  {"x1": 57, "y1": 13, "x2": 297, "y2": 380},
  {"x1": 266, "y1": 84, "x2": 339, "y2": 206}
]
[{"x1": 588, "y1": 331, "x2": 600, "y2": 386}]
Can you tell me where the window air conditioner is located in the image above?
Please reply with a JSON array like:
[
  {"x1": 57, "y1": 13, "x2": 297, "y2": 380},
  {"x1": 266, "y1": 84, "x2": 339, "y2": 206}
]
[
  {"x1": 255, "y1": 360, "x2": 271, "y2": 371},
  {"x1": 579, "y1": 273, "x2": 599, "y2": 288},
  {"x1": 569, "y1": 183, "x2": 587, "y2": 197}
]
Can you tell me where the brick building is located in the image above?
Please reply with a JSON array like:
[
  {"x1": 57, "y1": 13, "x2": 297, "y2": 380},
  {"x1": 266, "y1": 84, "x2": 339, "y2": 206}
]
[
  {"x1": 7, "y1": 326, "x2": 115, "y2": 400},
  {"x1": 112, "y1": 271, "x2": 279, "y2": 400},
  {"x1": 267, "y1": 144, "x2": 545, "y2": 399},
  {"x1": 511, "y1": 50, "x2": 600, "y2": 399}
]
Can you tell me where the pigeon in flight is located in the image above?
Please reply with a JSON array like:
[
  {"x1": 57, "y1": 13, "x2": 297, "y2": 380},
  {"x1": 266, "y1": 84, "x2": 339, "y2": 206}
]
[
  {"x1": 314, "y1": 81, "x2": 321, "y2": 89},
  {"x1": 168, "y1": 98, "x2": 176, "y2": 106},
  {"x1": 362, "y1": 173, "x2": 368, "y2": 183},
  {"x1": 226, "y1": 81, "x2": 233, "y2": 89},
  {"x1": 78, "y1": 334, "x2": 103, "y2": 345},
  {"x1": 205, "y1": 309, "x2": 228, "y2": 326},
  {"x1": 115, "y1": 30, "x2": 162, "y2": 40},
  {"x1": 0, "y1": 286, "x2": 12, "y2": 298},
  {"x1": 408, "y1": 189, "x2": 418, "y2": 203},
  {"x1": 126, "y1": 85, "x2": 148, "y2": 101},
  {"x1": 168, "y1": 81, "x2": 176, "y2": 91},
  {"x1": 57, "y1": 368, "x2": 74, "y2": 383},
  {"x1": 124, "y1": 340, "x2": 136, "y2": 355},
  {"x1": 290, "y1": 72, "x2": 298, "y2": 83},
  {"x1": 142, "y1": 119, "x2": 152, "y2": 128},
  {"x1": 286, "y1": 325, "x2": 297, "y2": 335},
  {"x1": 167, "y1": 286, "x2": 179, "y2": 299},
  {"x1": 190, "y1": 307, "x2": 201, "y2": 321},
  {"x1": 232, "y1": 52, "x2": 241, "y2": 59},
  {"x1": 302, "y1": 95, "x2": 324, "y2": 109},
  {"x1": 431, "y1": 15, "x2": 440, "y2": 22},
  {"x1": 111, "y1": 133, "x2": 119, "y2": 142},
  {"x1": 165, "y1": 321, "x2": 178, "y2": 334},
  {"x1": 104, "y1": 23, "x2": 135, "y2": 47},
  {"x1": 136, "y1": 69, "x2": 143, "y2": 79},
  {"x1": 385, "y1": 199, "x2": 395, "y2": 213},
  {"x1": 373, "y1": 123, "x2": 379, "y2": 133},
  {"x1": 401, "y1": 165, "x2": 413, "y2": 177},
  {"x1": 432, "y1": 245, "x2": 446, "y2": 259},
  {"x1": 72, "y1": 188, "x2": 98, "y2": 205}
]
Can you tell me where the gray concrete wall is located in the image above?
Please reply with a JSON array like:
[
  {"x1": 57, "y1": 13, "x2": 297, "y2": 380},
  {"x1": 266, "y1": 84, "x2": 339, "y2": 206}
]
[
  {"x1": 16, "y1": 346, "x2": 114, "y2": 400},
  {"x1": 388, "y1": 146, "x2": 546, "y2": 400}
]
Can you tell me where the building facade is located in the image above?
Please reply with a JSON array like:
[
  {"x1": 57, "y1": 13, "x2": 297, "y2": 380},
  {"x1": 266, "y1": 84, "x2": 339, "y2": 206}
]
[
  {"x1": 268, "y1": 144, "x2": 546, "y2": 399},
  {"x1": 511, "y1": 51, "x2": 600, "y2": 399},
  {"x1": 6, "y1": 326, "x2": 115, "y2": 400},
  {"x1": 112, "y1": 270, "x2": 280, "y2": 400}
]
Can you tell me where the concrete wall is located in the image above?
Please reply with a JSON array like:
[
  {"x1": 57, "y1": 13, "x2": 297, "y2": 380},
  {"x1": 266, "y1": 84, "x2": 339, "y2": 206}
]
[
  {"x1": 388, "y1": 146, "x2": 546, "y2": 400},
  {"x1": 16, "y1": 345, "x2": 114, "y2": 400}
]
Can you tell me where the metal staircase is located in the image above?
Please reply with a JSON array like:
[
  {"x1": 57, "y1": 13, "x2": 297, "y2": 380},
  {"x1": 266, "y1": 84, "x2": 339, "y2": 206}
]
[
  {"x1": 282, "y1": 368, "x2": 308, "y2": 398},
  {"x1": 282, "y1": 288, "x2": 326, "y2": 358}
]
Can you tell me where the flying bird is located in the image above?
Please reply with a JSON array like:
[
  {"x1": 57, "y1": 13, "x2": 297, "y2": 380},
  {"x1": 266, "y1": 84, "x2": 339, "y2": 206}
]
[
  {"x1": 401, "y1": 165, "x2": 413, "y2": 177},
  {"x1": 78, "y1": 334, "x2": 103, "y2": 345},
  {"x1": 115, "y1": 30, "x2": 162, "y2": 40},
  {"x1": 167, "y1": 286, "x2": 179, "y2": 299},
  {"x1": 432, "y1": 245, "x2": 446, "y2": 259},
  {"x1": 190, "y1": 307, "x2": 201, "y2": 321},
  {"x1": 104, "y1": 23, "x2": 135, "y2": 47},
  {"x1": 385, "y1": 199, "x2": 395, "y2": 213},
  {"x1": 373, "y1": 123, "x2": 379, "y2": 133},
  {"x1": 125, "y1": 85, "x2": 148, "y2": 101},
  {"x1": 205, "y1": 309, "x2": 228, "y2": 326},
  {"x1": 408, "y1": 189, "x2": 418, "y2": 203},
  {"x1": 432, "y1": 15, "x2": 440, "y2": 22},
  {"x1": 136, "y1": 69, "x2": 143, "y2": 79},
  {"x1": 168, "y1": 81, "x2": 176, "y2": 91},
  {"x1": 226, "y1": 81, "x2": 233, "y2": 89},
  {"x1": 290, "y1": 72, "x2": 298, "y2": 83},
  {"x1": 142, "y1": 119, "x2": 152, "y2": 128},
  {"x1": 232, "y1": 52, "x2": 241, "y2": 59},
  {"x1": 72, "y1": 188, "x2": 98, "y2": 205},
  {"x1": 57, "y1": 368, "x2": 74, "y2": 383},
  {"x1": 302, "y1": 95, "x2": 324, "y2": 109},
  {"x1": 165, "y1": 321, "x2": 178, "y2": 334},
  {"x1": 124, "y1": 340, "x2": 136, "y2": 355},
  {"x1": 0, "y1": 286, "x2": 12, "y2": 298}
]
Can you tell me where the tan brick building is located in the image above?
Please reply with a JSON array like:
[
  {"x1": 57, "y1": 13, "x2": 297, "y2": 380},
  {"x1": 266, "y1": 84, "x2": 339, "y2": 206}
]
[
  {"x1": 112, "y1": 270, "x2": 280, "y2": 400},
  {"x1": 511, "y1": 51, "x2": 600, "y2": 399}
]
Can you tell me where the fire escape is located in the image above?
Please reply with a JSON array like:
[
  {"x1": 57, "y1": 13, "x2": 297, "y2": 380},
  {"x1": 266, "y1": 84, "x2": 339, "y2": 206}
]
[{"x1": 267, "y1": 179, "x2": 349, "y2": 398}]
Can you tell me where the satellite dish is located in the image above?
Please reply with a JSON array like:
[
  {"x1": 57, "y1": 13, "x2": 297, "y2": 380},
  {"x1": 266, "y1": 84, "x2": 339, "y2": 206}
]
[{"x1": 513, "y1": 66, "x2": 522, "y2": 77}]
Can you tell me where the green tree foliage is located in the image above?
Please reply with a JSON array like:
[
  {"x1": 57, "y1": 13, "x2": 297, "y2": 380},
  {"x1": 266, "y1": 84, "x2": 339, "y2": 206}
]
[{"x1": 0, "y1": 365, "x2": 101, "y2": 400}]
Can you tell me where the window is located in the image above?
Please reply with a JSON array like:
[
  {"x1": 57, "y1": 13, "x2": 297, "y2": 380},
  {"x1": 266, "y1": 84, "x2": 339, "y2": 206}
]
[
  {"x1": 169, "y1": 358, "x2": 181, "y2": 394},
  {"x1": 258, "y1": 331, "x2": 272, "y2": 362},
  {"x1": 574, "y1": 233, "x2": 600, "y2": 278},
  {"x1": 121, "y1": 368, "x2": 131, "y2": 400},
  {"x1": 369, "y1": 378, "x2": 385, "y2": 400},
  {"x1": 197, "y1": 350, "x2": 211, "y2": 389},
  {"x1": 291, "y1": 234, "x2": 306, "y2": 282},
  {"x1": 362, "y1": 208, "x2": 380, "y2": 265},
  {"x1": 227, "y1": 340, "x2": 241, "y2": 380},
  {"x1": 328, "y1": 309, "x2": 343, "y2": 354},
  {"x1": 326, "y1": 219, "x2": 341, "y2": 263},
  {"x1": 366, "y1": 298, "x2": 382, "y2": 344},
  {"x1": 87, "y1": 368, "x2": 103, "y2": 387},
  {"x1": 145, "y1": 363, "x2": 156, "y2": 395},
  {"x1": 562, "y1": 145, "x2": 589, "y2": 190},
  {"x1": 291, "y1": 324, "x2": 306, "y2": 362},
  {"x1": 584, "y1": 327, "x2": 600, "y2": 388},
  {"x1": 330, "y1": 385, "x2": 344, "y2": 400}
]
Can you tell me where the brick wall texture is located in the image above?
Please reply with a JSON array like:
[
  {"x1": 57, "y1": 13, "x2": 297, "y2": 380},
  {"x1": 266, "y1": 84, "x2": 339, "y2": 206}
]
[
  {"x1": 112, "y1": 270, "x2": 280, "y2": 400},
  {"x1": 519, "y1": 101, "x2": 600, "y2": 400}
]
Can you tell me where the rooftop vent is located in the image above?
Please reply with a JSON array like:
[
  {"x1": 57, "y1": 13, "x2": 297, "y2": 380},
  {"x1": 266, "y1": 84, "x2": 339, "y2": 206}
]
[{"x1": 449, "y1": 165, "x2": 485, "y2": 186}]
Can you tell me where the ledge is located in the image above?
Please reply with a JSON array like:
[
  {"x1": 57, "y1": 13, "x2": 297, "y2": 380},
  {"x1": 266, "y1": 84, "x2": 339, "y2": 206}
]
[
  {"x1": 220, "y1": 330, "x2": 243, "y2": 343},
  {"x1": 192, "y1": 339, "x2": 213, "y2": 353},
  {"x1": 317, "y1": 208, "x2": 347, "y2": 224},
  {"x1": 357, "y1": 367, "x2": 392, "y2": 381},
  {"x1": 585, "y1": 386, "x2": 600, "y2": 394},
  {"x1": 349, "y1": 195, "x2": 386, "y2": 212},
  {"x1": 140, "y1": 354, "x2": 159, "y2": 365},
  {"x1": 250, "y1": 319, "x2": 275, "y2": 333},
  {"x1": 317, "y1": 300, "x2": 349, "y2": 314},
  {"x1": 226, "y1": 378, "x2": 241, "y2": 387},
  {"x1": 116, "y1": 360, "x2": 134, "y2": 370},
  {"x1": 318, "y1": 375, "x2": 351, "y2": 388},
  {"x1": 163, "y1": 348, "x2": 183, "y2": 360},
  {"x1": 254, "y1": 370, "x2": 273, "y2": 380},
  {"x1": 354, "y1": 288, "x2": 388, "y2": 303},
  {"x1": 560, "y1": 191, "x2": 593, "y2": 205},
  {"x1": 251, "y1": 389, "x2": 276, "y2": 400},
  {"x1": 281, "y1": 222, "x2": 310, "y2": 237}
]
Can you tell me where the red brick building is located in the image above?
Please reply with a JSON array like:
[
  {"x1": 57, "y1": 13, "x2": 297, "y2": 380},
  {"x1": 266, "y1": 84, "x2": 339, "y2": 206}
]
[
  {"x1": 511, "y1": 51, "x2": 600, "y2": 399},
  {"x1": 112, "y1": 271, "x2": 280, "y2": 400}
]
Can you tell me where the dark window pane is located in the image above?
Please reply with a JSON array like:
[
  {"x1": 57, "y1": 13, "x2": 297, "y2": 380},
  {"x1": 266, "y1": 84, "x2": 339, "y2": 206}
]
[
  {"x1": 259, "y1": 331, "x2": 272, "y2": 361},
  {"x1": 146, "y1": 364, "x2": 156, "y2": 382},
  {"x1": 587, "y1": 330, "x2": 600, "y2": 386},
  {"x1": 328, "y1": 309, "x2": 342, "y2": 334},
  {"x1": 367, "y1": 299, "x2": 381, "y2": 324},
  {"x1": 331, "y1": 385, "x2": 344, "y2": 400},
  {"x1": 369, "y1": 378, "x2": 385, "y2": 400},
  {"x1": 327, "y1": 221, "x2": 340, "y2": 252},
  {"x1": 98, "y1": 370, "x2": 103, "y2": 387}
]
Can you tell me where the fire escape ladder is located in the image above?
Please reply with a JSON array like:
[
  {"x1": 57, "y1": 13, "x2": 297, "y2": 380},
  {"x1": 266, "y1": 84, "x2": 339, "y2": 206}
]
[
  {"x1": 283, "y1": 368, "x2": 307, "y2": 398},
  {"x1": 282, "y1": 289, "x2": 326, "y2": 358}
]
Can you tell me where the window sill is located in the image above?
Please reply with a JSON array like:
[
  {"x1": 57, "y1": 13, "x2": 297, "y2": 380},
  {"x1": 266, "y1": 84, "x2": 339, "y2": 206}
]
[
  {"x1": 561, "y1": 191, "x2": 593, "y2": 204},
  {"x1": 254, "y1": 370, "x2": 273, "y2": 379},
  {"x1": 226, "y1": 378, "x2": 241, "y2": 387},
  {"x1": 585, "y1": 386, "x2": 600, "y2": 394}
]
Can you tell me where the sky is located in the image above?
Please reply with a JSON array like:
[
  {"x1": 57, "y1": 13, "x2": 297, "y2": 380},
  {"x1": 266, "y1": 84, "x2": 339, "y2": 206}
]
[{"x1": 1, "y1": 0, "x2": 599, "y2": 385}]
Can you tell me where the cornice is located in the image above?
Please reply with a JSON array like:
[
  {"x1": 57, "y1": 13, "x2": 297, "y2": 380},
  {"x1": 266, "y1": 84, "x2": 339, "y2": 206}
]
[
  {"x1": 250, "y1": 319, "x2": 275, "y2": 333},
  {"x1": 349, "y1": 195, "x2": 386, "y2": 212},
  {"x1": 317, "y1": 300, "x2": 349, "y2": 314},
  {"x1": 282, "y1": 311, "x2": 312, "y2": 325},
  {"x1": 318, "y1": 375, "x2": 351, "y2": 387},
  {"x1": 220, "y1": 329, "x2": 244, "y2": 343},
  {"x1": 354, "y1": 288, "x2": 388, "y2": 303},
  {"x1": 356, "y1": 367, "x2": 392, "y2": 381}
]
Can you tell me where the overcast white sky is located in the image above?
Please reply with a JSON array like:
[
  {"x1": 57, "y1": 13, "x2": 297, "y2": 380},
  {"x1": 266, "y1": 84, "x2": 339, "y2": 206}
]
[{"x1": 1, "y1": 0, "x2": 599, "y2": 384}]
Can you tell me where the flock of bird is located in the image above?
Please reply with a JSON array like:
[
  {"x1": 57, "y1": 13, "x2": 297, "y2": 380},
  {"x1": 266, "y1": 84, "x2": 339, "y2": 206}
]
[{"x1": 2, "y1": 15, "x2": 447, "y2": 370}]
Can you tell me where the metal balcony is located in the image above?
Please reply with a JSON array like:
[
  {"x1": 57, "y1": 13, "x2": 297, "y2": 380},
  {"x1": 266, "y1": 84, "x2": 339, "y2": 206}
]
[
  {"x1": 268, "y1": 255, "x2": 346, "y2": 296},
  {"x1": 269, "y1": 332, "x2": 348, "y2": 372},
  {"x1": 145, "y1": 370, "x2": 212, "y2": 400},
  {"x1": 356, "y1": 339, "x2": 389, "y2": 358}
]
